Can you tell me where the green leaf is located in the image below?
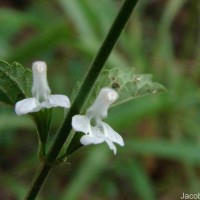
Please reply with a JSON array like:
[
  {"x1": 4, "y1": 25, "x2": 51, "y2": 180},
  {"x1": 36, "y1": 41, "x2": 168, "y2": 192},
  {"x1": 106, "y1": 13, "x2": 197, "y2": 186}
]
[
  {"x1": 0, "y1": 60, "x2": 32, "y2": 105},
  {"x1": 125, "y1": 159, "x2": 156, "y2": 200},
  {"x1": 125, "y1": 139, "x2": 200, "y2": 165},
  {"x1": 86, "y1": 66, "x2": 166, "y2": 109}
]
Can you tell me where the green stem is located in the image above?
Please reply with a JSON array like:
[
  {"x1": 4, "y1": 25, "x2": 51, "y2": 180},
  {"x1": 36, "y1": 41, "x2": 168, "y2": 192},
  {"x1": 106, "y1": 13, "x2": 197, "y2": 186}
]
[
  {"x1": 25, "y1": 0, "x2": 139, "y2": 199},
  {"x1": 38, "y1": 141, "x2": 46, "y2": 161}
]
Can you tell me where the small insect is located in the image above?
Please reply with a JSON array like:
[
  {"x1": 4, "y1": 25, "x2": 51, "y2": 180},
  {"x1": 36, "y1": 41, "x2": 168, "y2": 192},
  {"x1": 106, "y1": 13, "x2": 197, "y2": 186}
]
[{"x1": 112, "y1": 82, "x2": 120, "y2": 89}]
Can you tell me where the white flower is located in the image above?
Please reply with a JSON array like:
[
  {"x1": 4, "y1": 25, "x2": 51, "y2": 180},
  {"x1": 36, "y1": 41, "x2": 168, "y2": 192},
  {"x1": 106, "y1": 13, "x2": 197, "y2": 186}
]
[
  {"x1": 15, "y1": 61, "x2": 70, "y2": 115},
  {"x1": 72, "y1": 88, "x2": 124, "y2": 154}
]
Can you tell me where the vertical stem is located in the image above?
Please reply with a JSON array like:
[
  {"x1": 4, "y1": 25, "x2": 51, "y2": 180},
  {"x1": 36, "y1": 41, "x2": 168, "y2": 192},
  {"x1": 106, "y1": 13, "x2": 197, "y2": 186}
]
[{"x1": 25, "y1": 0, "x2": 139, "y2": 199}]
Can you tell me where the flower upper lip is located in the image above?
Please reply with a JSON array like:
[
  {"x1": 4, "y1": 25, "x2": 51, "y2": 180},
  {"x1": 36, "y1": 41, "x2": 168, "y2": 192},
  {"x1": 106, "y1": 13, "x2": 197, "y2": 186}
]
[{"x1": 15, "y1": 61, "x2": 70, "y2": 115}]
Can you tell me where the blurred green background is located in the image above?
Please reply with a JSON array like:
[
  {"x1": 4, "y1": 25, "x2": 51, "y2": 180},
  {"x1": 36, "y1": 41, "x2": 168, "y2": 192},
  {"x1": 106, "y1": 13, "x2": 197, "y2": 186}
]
[{"x1": 0, "y1": 0, "x2": 200, "y2": 199}]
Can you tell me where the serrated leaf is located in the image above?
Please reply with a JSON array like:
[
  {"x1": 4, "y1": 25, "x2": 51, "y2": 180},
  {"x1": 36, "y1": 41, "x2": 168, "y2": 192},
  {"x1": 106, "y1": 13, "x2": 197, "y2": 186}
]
[
  {"x1": 86, "y1": 66, "x2": 166, "y2": 109},
  {"x1": 0, "y1": 60, "x2": 32, "y2": 105}
]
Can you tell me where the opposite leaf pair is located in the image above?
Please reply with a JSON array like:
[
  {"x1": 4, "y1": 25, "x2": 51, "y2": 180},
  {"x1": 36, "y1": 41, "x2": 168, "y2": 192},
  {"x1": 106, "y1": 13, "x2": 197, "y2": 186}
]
[{"x1": 15, "y1": 61, "x2": 124, "y2": 154}]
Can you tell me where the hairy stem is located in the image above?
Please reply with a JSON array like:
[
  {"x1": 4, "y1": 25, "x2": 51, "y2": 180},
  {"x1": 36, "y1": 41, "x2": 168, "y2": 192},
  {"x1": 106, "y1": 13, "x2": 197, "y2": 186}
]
[{"x1": 25, "y1": 0, "x2": 139, "y2": 199}]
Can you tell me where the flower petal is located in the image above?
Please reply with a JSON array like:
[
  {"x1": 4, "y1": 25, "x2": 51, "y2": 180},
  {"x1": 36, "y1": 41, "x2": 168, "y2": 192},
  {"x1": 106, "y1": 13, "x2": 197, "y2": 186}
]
[
  {"x1": 101, "y1": 122, "x2": 124, "y2": 146},
  {"x1": 15, "y1": 98, "x2": 40, "y2": 115},
  {"x1": 48, "y1": 94, "x2": 70, "y2": 108},
  {"x1": 72, "y1": 115, "x2": 91, "y2": 134},
  {"x1": 105, "y1": 139, "x2": 117, "y2": 155},
  {"x1": 80, "y1": 135, "x2": 105, "y2": 145},
  {"x1": 40, "y1": 101, "x2": 53, "y2": 109}
]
